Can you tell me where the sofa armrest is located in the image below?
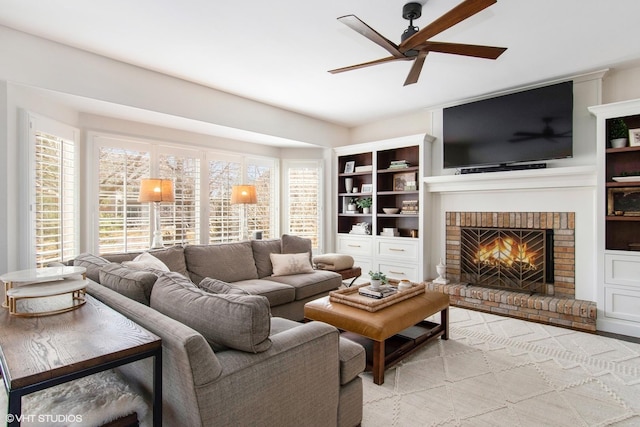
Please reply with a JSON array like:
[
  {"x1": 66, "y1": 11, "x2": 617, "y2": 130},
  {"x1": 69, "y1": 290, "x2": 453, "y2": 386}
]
[
  {"x1": 196, "y1": 320, "x2": 345, "y2": 426},
  {"x1": 338, "y1": 336, "x2": 366, "y2": 385}
]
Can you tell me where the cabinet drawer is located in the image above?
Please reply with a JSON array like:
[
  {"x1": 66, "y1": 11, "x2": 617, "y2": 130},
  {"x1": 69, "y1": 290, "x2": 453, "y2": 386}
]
[
  {"x1": 605, "y1": 252, "x2": 640, "y2": 288},
  {"x1": 377, "y1": 262, "x2": 418, "y2": 282},
  {"x1": 376, "y1": 238, "x2": 419, "y2": 261},
  {"x1": 337, "y1": 235, "x2": 373, "y2": 257},
  {"x1": 605, "y1": 286, "x2": 640, "y2": 323}
]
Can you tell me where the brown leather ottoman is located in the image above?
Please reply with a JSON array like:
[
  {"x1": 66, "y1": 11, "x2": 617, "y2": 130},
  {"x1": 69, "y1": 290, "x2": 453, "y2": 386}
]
[{"x1": 304, "y1": 290, "x2": 449, "y2": 385}]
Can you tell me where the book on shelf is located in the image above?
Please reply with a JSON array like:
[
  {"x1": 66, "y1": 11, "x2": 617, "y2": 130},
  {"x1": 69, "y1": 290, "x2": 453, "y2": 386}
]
[
  {"x1": 354, "y1": 165, "x2": 373, "y2": 173},
  {"x1": 401, "y1": 200, "x2": 419, "y2": 214},
  {"x1": 358, "y1": 285, "x2": 397, "y2": 299},
  {"x1": 388, "y1": 160, "x2": 410, "y2": 169}
]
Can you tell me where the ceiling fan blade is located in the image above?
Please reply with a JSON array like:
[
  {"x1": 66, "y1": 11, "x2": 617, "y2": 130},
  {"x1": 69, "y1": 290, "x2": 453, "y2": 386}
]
[
  {"x1": 404, "y1": 51, "x2": 428, "y2": 86},
  {"x1": 338, "y1": 15, "x2": 404, "y2": 57},
  {"x1": 508, "y1": 136, "x2": 537, "y2": 143},
  {"x1": 419, "y1": 41, "x2": 506, "y2": 59},
  {"x1": 400, "y1": 0, "x2": 497, "y2": 52},
  {"x1": 329, "y1": 56, "x2": 407, "y2": 74}
]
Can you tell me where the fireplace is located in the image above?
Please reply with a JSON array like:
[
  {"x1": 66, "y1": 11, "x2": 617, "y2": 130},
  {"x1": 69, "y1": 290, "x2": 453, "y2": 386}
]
[
  {"x1": 426, "y1": 211, "x2": 596, "y2": 332},
  {"x1": 460, "y1": 227, "x2": 553, "y2": 294}
]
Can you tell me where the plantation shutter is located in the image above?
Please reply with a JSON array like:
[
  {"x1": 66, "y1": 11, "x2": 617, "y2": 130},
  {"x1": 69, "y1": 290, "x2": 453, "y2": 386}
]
[
  {"x1": 97, "y1": 145, "x2": 151, "y2": 253},
  {"x1": 286, "y1": 162, "x2": 321, "y2": 249},
  {"x1": 208, "y1": 158, "x2": 242, "y2": 243},
  {"x1": 246, "y1": 159, "x2": 275, "y2": 240},
  {"x1": 159, "y1": 151, "x2": 201, "y2": 245},
  {"x1": 34, "y1": 131, "x2": 77, "y2": 267}
]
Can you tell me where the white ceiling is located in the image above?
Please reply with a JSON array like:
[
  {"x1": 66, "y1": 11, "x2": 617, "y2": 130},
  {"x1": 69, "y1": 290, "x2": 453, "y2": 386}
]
[{"x1": 1, "y1": 0, "x2": 640, "y2": 129}]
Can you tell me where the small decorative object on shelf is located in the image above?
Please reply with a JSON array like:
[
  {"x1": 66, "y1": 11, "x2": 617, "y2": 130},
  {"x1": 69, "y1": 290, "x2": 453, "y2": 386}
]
[
  {"x1": 345, "y1": 177, "x2": 354, "y2": 193},
  {"x1": 380, "y1": 227, "x2": 399, "y2": 237},
  {"x1": 344, "y1": 161, "x2": 355, "y2": 173},
  {"x1": 389, "y1": 160, "x2": 410, "y2": 169},
  {"x1": 349, "y1": 222, "x2": 371, "y2": 235},
  {"x1": 354, "y1": 165, "x2": 373, "y2": 173},
  {"x1": 401, "y1": 200, "x2": 419, "y2": 214},
  {"x1": 361, "y1": 183, "x2": 373, "y2": 194},
  {"x1": 368, "y1": 270, "x2": 387, "y2": 291},
  {"x1": 347, "y1": 197, "x2": 358, "y2": 212},
  {"x1": 433, "y1": 259, "x2": 450, "y2": 285},
  {"x1": 393, "y1": 172, "x2": 416, "y2": 191},
  {"x1": 630, "y1": 128, "x2": 640, "y2": 147},
  {"x1": 609, "y1": 118, "x2": 628, "y2": 148},
  {"x1": 355, "y1": 197, "x2": 372, "y2": 214}
]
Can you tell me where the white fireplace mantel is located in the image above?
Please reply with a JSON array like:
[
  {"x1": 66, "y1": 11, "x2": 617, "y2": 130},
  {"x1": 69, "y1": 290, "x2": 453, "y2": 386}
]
[{"x1": 423, "y1": 165, "x2": 597, "y2": 193}]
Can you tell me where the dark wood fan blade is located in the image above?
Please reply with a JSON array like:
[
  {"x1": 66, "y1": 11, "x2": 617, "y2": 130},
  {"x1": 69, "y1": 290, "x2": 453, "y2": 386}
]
[
  {"x1": 328, "y1": 56, "x2": 408, "y2": 74},
  {"x1": 404, "y1": 51, "x2": 428, "y2": 86},
  {"x1": 400, "y1": 0, "x2": 497, "y2": 52},
  {"x1": 418, "y1": 41, "x2": 506, "y2": 59},
  {"x1": 338, "y1": 15, "x2": 404, "y2": 57}
]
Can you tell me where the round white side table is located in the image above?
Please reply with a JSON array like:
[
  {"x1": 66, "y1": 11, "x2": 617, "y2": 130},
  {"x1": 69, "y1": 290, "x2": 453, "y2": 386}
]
[{"x1": 1, "y1": 266, "x2": 87, "y2": 317}]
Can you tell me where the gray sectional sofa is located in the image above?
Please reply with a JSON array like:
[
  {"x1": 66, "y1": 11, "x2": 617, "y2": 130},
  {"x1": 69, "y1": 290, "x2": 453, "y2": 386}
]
[{"x1": 74, "y1": 235, "x2": 365, "y2": 426}]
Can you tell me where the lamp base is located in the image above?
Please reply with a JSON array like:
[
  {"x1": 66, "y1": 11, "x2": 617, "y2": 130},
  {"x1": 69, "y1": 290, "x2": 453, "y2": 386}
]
[{"x1": 150, "y1": 230, "x2": 164, "y2": 249}]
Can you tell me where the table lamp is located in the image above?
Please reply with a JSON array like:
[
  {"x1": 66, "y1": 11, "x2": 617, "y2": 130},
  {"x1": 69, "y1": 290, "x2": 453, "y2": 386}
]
[
  {"x1": 230, "y1": 185, "x2": 257, "y2": 240},
  {"x1": 138, "y1": 178, "x2": 175, "y2": 249}
]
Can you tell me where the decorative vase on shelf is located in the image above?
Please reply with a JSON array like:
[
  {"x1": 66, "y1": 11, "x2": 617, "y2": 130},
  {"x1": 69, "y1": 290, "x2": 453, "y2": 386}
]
[
  {"x1": 433, "y1": 258, "x2": 450, "y2": 284},
  {"x1": 363, "y1": 207, "x2": 370, "y2": 214},
  {"x1": 345, "y1": 178, "x2": 354, "y2": 193},
  {"x1": 611, "y1": 138, "x2": 628, "y2": 148}
]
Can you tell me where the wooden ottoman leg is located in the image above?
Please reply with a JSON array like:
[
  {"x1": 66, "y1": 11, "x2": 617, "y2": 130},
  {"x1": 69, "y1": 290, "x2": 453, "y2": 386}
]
[
  {"x1": 441, "y1": 307, "x2": 449, "y2": 340},
  {"x1": 372, "y1": 340, "x2": 385, "y2": 385}
]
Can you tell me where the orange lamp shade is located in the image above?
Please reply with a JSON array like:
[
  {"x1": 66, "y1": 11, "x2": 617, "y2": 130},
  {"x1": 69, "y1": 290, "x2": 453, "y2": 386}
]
[
  {"x1": 230, "y1": 185, "x2": 257, "y2": 204},
  {"x1": 138, "y1": 179, "x2": 175, "y2": 203}
]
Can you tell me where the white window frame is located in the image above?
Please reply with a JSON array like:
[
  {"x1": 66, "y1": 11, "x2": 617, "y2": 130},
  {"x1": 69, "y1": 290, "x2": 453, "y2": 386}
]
[
  {"x1": 19, "y1": 110, "x2": 80, "y2": 269},
  {"x1": 282, "y1": 159, "x2": 323, "y2": 253}
]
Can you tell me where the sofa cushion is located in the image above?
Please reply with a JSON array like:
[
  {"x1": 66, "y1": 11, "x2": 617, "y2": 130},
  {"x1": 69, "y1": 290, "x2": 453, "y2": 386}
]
[
  {"x1": 98, "y1": 263, "x2": 157, "y2": 305},
  {"x1": 101, "y1": 246, "x2": 189, "y2": 277},
  {"x1": 230, "y1": 279, "x2": 296, "y2": 306},
  {"x1": 282, "y1": 234, "x2": 312, "y2": 261},
  {"x1": 73, "y1": 253, "x2": 110, "y2": 282},
  {"x1": 266, "y1": 270, "x2": 341, "y2": 301},
  {"x1": 270, "y1": 252, "x2": 314, "y2": 276},
  {"x1": 123, "y1": 252, "x2": 170, "y2": 273},
  {"x1": 185, "y1": 242, "x2": 259, "y2": 284},
  {"x1": 251, "y1": 239, "x2": 282, "y2": 278},
  {"x1": 147, "y1": 246, "x2": 189, "y2": 277},
  {"x1": 198, "y1": 277, "x2": 250, "y2": 295},
  {"x1": 151, "y1": 272, "x2": 271, "y2": 353}
]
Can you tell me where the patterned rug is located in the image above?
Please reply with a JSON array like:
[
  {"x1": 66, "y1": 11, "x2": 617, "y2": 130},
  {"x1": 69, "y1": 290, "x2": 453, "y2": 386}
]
[{"x1": 361, "y1": 307, "x2": 640, "y2": 426}]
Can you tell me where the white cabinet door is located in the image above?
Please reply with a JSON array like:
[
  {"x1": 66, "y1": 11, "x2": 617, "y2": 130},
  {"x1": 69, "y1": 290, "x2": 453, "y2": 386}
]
[
  {"x1": 337, "y1": 235, "x2": 373, "y2": 257},
  {"x1": 605, "y1": 252, "x2": 640, "y2": 288}
]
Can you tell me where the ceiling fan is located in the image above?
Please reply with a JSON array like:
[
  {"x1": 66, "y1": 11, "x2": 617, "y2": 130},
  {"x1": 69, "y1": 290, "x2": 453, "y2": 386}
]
[
  {"x1": 329, "y1": 0, "x2": 507, "y2": 86},
  {"x1": 508, "y1": 118, "x2": 572, "y2": 143}
]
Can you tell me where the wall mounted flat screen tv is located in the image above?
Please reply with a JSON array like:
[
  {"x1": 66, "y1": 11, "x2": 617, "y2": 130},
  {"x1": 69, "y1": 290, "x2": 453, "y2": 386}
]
[{"x1": 443, "y1": 81, "x2": 573, "y2": 170}]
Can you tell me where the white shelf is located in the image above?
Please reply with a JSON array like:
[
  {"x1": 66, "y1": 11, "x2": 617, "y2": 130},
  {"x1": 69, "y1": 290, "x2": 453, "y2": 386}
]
[{"x1": 423, "y1": 165, "x2": 597, "y2": 193}]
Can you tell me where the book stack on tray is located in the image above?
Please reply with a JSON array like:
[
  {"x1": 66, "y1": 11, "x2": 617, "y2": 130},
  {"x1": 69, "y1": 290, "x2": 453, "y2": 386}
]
[{"x1": 358, "y1": 285, "x2": 397, "y2": 299}]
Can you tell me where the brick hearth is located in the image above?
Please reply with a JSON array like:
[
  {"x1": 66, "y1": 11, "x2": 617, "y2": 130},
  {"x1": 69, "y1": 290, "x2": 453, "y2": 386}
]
[{"x1": 430, "y1": 211, "x2": 596, "y2": 332}]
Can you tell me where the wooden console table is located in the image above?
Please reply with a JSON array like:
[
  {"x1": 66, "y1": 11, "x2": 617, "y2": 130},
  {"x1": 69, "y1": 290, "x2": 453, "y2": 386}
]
[{"x1": 0, "y1": 294, "x2": 162, "y2": 426}]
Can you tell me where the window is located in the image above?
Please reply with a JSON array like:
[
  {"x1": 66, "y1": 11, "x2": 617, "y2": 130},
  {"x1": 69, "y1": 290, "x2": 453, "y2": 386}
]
[
  {"x1": 96, "y1": 142, "x2": 151, "y2": 254},
  {"x1": 33, "y1": 129, "x2": 77, "y2": 267},
  {"x1": 159, "y1": 150, "x2": 201, "y2": 245},
  {"x1": 92, "y1": 135, "x2": 277, "y2": 250},
  {"x1": 20, "y1": 113, "x2": 80, "y2": 268},
  {"x1": 284, "y1": 161, "x2": 322, "y2": 250}
]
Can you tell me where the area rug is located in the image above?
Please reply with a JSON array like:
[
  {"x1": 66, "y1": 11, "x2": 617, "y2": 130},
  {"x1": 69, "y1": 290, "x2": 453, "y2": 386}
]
[{"x1": 361, "y1": 307, "x2": 640, "y2": 426}]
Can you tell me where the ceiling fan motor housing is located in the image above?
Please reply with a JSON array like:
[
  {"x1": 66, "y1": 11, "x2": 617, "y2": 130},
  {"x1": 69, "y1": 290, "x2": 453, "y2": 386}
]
[{"x1": 402, "y1": 2, "x2": 422, "y2": 21}]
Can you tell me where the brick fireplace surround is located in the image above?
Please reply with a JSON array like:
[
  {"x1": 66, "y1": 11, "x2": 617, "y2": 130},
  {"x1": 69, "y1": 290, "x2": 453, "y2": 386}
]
[{"x1": 426, "y1": 211, "x2": 597, "y2": 332}]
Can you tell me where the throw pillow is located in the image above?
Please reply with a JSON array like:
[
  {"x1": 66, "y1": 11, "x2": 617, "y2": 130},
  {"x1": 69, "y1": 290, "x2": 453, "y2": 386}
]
[
  {"x1": 151, "y1": 272, "x2": 271, "y2": 353},
  {"x1": 198, "y1": 277, "x2": 250, "y2": 295},
  {"x1": 73, "y1": 253, "x2": 110, "y2": 282},
  {"x1": 270, "y1": 252, "x2": 314, "y2": 276},
  {"x1": 98, "y1": 263, "x2": 158, "y2": 305},
  {"x1": 123, "y1": 252, "x2": 170, "y2": 273}
]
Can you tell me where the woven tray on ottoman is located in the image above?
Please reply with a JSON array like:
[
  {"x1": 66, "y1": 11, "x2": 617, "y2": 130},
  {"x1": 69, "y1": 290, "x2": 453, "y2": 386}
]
[{"x1": 329, "y1": 282, "x2": 425, "y2": 312}]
